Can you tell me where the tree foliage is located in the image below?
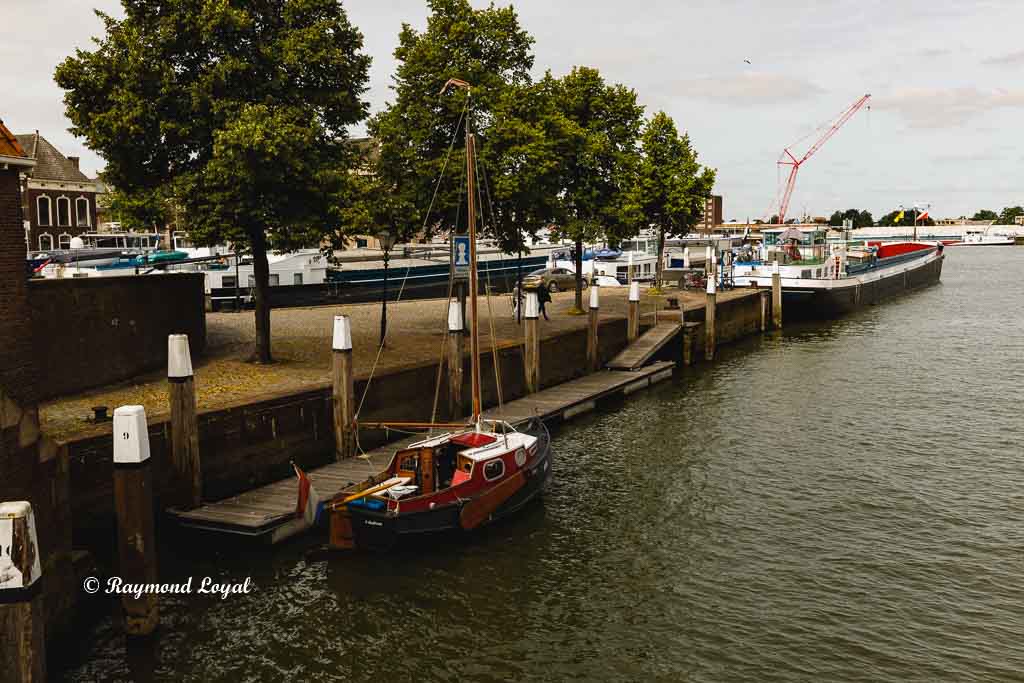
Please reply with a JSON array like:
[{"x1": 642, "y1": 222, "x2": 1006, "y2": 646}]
[
  {"x1": 877, "y1": 209, "x2": 934, "y2": 227},
  {"x1": 828, "y1": 208, "x2": 874, "y2": 228},
  {"x1": 56, "y1": 0, "x2": 371, "y2": 362},
  {"x1": 971, "y1": 209, "x2": 998, "y2": 221},
  {"x1": 998, "y1": 205, "x2": 1024, "y2": 225},
  {"x1": 631, "y1": 111, "x2": 715, "y2": 286}
]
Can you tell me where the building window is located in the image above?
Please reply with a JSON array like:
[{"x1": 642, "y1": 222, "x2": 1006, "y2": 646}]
[
  {"x1": 39, "y1": 233, "x2": 54, "y2": 250},
  {"x1": 293, "y1": 273, "x2": 303, "y2": 286},
  {"x1": 37, "y1": 196, "x2": 52, "y2": 226},
  {"x1": 75, "y1": 197, "x2": 91, "y2": 228},
  {"x1": 56, "y1": 197, "x2": 71, "y2": 227},
  {"x1": 59, "y1": 233, "x2": 72, "y2": 249}
]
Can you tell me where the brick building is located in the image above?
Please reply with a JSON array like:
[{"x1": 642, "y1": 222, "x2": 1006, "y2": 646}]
[
  {"x1": 14, "y1": 131, "x2": 102, "y2": 252},
  {"x1": 697, "y1": 194, "x2": 723, "y2": 231}
]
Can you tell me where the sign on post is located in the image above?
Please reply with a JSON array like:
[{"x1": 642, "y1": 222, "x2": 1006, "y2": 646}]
[{"x1": 452, "y1": 235, "x2": 470, "y2": 280}]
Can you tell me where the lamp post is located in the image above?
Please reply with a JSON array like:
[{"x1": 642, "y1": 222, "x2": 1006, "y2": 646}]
[{"x1": 378, "y1": 229, "x2": 397, "y2": 346}]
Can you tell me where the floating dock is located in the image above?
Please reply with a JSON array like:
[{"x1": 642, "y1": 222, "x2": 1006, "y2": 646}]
[
  {"x1": 606, "y1": 322, "x2": 683, "y2": 370},
  {"x1": 171, "y1": 360, "x2": 675, "y2": 543}
]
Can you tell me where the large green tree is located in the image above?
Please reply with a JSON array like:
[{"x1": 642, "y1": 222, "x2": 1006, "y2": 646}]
[
  {"x1": 631, "y1": 112, "x2": 715, "y2": 287},
  {"x1": 547, "y1": 67, "x2": 644, "y2": 311},
  {"x1": 998, "y1": 205, "x2": 1024, "y2": 225},
  {"x1": 971, "y1": 209, "x2": 998, "y2": 221},
  {"x1": 55, "y1": 0, "x2": 371, "y2": 363},
  {"x1": 828, "y1": 208, "x2": 874, "y2": 228},
  {"x1": 368, "y1": 0, "x2": 535, "y2": 245}
]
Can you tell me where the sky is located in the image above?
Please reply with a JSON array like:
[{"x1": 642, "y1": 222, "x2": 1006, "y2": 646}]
[{"x1": 3, "y1": 0, "x2": 1023, "y2": 221}]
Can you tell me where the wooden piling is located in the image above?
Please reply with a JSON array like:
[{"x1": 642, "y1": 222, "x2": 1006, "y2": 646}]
[
  {"x1": 524, "y1": 292, "x2": 540, "y2": 394},
  {"x1": 627, "y1": 280, "x2": 640, "y2": 342},
  {"x1": 705, "y1": 275, "x2": 717, "y2": 361},
  {"x1": 760, "y1": 290, "x2": 769, "y2": 332},
  {"x1": 587, "y1": 285, "x2": 600, "y2": 372},
  {"x1": 167, "y1": 335, "x2": 201, "y2": 509},
  {"x1": 772, "y1": 259, "x2": 783, "y2": 330},
  {"x1": 0, "y1": 501, "x2": 46, "y2": 683},
  {"x1": 331, "y1": 316, "x2": 355, "y2": 460},
  {"x1": 112, "y1": 405, "x2": 159, "y2": 636},
  {"x1": 447, "y1": 300, "x2": 464, "y2": 418}
]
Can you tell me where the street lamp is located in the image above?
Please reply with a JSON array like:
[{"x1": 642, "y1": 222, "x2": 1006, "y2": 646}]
[{"x1": 377, "y1": 229, "x2": 398, "y2": 346}]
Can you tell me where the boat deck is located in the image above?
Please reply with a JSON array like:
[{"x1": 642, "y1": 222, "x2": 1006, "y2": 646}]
[{"x1": 170, "y1": 361, "x2": 675, "y2": 543}]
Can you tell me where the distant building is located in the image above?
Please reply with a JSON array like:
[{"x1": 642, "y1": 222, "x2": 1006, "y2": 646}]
[
  {"x1": 1016, "y1": 215, "x2": 1024, "y2": 226},
  {"x1": 15, "y1": 132, "x2": 103, "y2": 251},
  {"x1": 696, "y1": 195, "x2": 723, "y2": 231},
  {"x1": 934, "y1": 217, "x2": 995, "y2": 227}
]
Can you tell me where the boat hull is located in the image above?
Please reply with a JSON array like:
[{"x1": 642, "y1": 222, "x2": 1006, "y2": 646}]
[{"x1": 343, "y1": 425, "x2": 553, "y2": 551}]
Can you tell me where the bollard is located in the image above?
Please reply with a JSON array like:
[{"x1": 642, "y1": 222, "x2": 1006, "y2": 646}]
[
  {"x1": 705, "y1": 273, "x2": 717, "y2": 361},
  {"x1": 683, "y1": 246, "x2": 690, "y2": 269},
  {"x1": 0, "y1": 501, "x2": 46, "y2": 682},
  {"x1": 628, "y1": 280, "x2": 640, "y2": 342},
  {"x1": 760, "y1": 290, "x2": 769, "y2": 332},
  {"x1": 331, "y1": 316, "x2": 355, "y2": 460},
  {"x1": 447, "y1": 300, "x2": 465, "y2": 418},
  {"x1": 772, "y1": 259, "x2": 783, "y2": 330},
  {"x1": 523, "y1": 292, "x2": 540, "y2": 394},
  {"x1": 167, "y1": 335, "x2": 201, "y2": 509},
  {"x1": 112, "y1": 405, "x2": 159, "y2": 636},
  {"x1": 587, "y1": 284, "x2": 600, "y2": 372}
]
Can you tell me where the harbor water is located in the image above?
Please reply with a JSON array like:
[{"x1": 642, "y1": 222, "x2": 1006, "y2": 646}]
[{"x1": 59, "y1": 247, "x2": 1024, "y2": 681}]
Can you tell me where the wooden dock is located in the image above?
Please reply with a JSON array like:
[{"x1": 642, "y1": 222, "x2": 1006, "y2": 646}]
[
  {"x1": 606, "y1": 322, "x2": 682, "y2": 370},
  {"x1": 169, "y1": 361, "x2": 675, "y2": 543}
]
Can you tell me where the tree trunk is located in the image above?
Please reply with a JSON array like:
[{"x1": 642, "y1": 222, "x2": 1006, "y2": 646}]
[
  {"x1": 655, "y1": 227, "x2": 666, "y2": 288},
  {"x1": 250, "y1": 228, "x2": 273, "y2": 364},
  {"x1": 574, "y1": 236, "x2": 584, "y2": 311}
]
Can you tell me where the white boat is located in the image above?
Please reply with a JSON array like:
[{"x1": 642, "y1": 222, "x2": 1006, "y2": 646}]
[{"x1": 948, "y1": 229, "x2": 1015, "y2": 246}]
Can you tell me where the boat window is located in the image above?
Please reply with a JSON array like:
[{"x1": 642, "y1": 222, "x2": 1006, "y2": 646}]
[
  {"x1": 293, "y1": 273, "x2": 303, "y2": 285},
  {"x1": 269, "y1": 274, "x2": 280, "y2": 286},
  {"x1": 483, "y1": 459, "x2": 504, "y2": 481},
  {"x1": 221, "y1": 275, "x2": 237, "y2": 288}
]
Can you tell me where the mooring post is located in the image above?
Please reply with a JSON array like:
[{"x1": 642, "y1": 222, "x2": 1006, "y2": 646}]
[
  {"x1": 772, "y1": 259, "x2": 783, "y2": 330},
  {"x1": 628, "y1": 280, "x2": 640, "y2": 342},
  {"x1": 587, "y1": 284, "x2": 600, "y2": 372},
  {"x1": 447, "y1": 300, "x2": 464, "y2": 418},
  {"x1": 705, "y1": 272, "x2": 717, "y2": 361},
  {"x1": 524, "y1": 291, "x2": 540, "y2": 394},
  {"x1": 760, "y1": 290, "x2": 769, "y2": 332},
  {"x1": 167, "y1": 334, "x2": 201, "y2": 509},
  {"x1": 112, "y1": 405, "x2": 159, "y2": 636},
  {"x1": 683, "y1": 246, "x2": 690, "y2": 269},
  {"x1": 331, "y1": 316, "x2": 354, "y2": 461},
  {"x1": 0, "y1": 501, "x2": 46, "y2": 683}
]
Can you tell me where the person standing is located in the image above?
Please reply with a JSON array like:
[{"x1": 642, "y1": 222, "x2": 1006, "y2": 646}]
[{"x1": 537, "y1": 284, "x2": 552, "y2": 321}]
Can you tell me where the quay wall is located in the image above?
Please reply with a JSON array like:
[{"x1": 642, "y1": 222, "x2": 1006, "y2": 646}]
[
  {"x1": 29, "y1": 273, "x2": 207, "y2": 400},
  {"x1": 60, "y1": 291, "x2": 763, "y2": 535}
]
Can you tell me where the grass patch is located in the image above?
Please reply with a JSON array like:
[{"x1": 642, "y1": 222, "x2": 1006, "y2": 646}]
[{"x1": 565, "y1": 306, "x2": 586, "y2": 316}]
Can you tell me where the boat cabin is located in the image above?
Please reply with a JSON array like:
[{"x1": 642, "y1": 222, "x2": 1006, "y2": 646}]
[{"x1": 758, "y1": 227, "x2": 829, "y2": 265}]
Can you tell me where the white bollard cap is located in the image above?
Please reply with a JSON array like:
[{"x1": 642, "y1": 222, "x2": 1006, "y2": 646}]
[
  {"x1": 447, "y1": 300, "x2": 463, "y2": 332},
  {"x1": 772, "y1": 260, "x2": 780, "y2": 275},
  {"x1": 113, "y1": 405, "x2": 151, "y2": 465},
  {"x1": 589, "y1": 283, "x2": 600, "y2": 309},
  {"x1": 332, "y1": 315, "x2": 352, "y2": 351},
  {"x1": 629, "y1": 280, "x2": 640, "y2": 302},
  {"x1": 706, "y1": 274, "x2": 717, "y2": 294},
  {"x1": 167, "y1": 334, "x2": 193, "y2": 378},
  {"x1": 0, "y1": 501, "x2": 42, "y2": 588},
  {"x1": 525, "y1": 291, "x2": 539, "y2": 319}
]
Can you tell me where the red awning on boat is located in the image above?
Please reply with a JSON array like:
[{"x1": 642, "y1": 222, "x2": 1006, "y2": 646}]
[{"x1": 451, "y1": 432, "x2": 497, "y2": 448}]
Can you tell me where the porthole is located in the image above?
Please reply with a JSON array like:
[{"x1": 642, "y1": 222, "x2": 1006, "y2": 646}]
[{"x1": 483, "y1": 459, "x2": 504, "y2": 481}]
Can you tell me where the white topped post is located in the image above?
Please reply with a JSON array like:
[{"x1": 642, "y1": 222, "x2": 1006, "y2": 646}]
[
  {"x1": 112, "y1": 404, "x2": 159, "y2": 635},
  {"x1": 683, "y1": 246, "x2": 691, "y2": 269},
  {"x1": 0, "y1": 500, "x2": 46, "y2": 681},
  {"x1": 447, "y1": 299, "x2": 465, "y2": 417},
  {"x1": 627, "y1": 280, "x2": 640, "y2": 342},
  {"x1": 705, "y1": 266, "x2": 717, "y2": 361},
  {"x1": 523, "y1": 291, "x2": 540, "y2": 393},
  {"x1": 772, "y1": 258, "x2": 783, "y2": 330},
  {"x1": 587, "y1": 283, "x2": 600, "y2": 372},
  {"x1": 447, "y1": 300, "x2": 463, "y2": 332},
  {"x1": 167, "y1": 335, "x2": 200, "y2": 509},
  {"x1": 332, "y1": 315, "x2": 355, "y2": 460}
]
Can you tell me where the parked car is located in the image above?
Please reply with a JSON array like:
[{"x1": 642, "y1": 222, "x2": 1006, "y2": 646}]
[{"x1": 521, "y1": 267, "x2": 588, "y2": 292}]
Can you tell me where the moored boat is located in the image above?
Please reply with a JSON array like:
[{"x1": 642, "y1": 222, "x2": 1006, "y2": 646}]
[{"x1": 947, "y1": 229, "x2": 1015, "y2": 247}]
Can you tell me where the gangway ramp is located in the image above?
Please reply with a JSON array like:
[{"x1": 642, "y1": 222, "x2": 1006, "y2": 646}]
[{"x1": 606, "y1": 322, "x2": 683, "y2": 370}]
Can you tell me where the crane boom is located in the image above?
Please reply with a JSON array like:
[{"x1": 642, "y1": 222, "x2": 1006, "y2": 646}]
[{"x1": 776, "y1": 93, "x2": 871, "y2": 224}]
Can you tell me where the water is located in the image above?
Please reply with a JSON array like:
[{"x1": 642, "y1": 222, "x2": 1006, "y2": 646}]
[{"x1": 58, "y1": 248, "x2": 1024, "y2": 682}]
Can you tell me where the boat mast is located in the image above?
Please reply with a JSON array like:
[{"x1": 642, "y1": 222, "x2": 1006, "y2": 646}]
[{"x1": 466, "y1": 128, "x2": 482, "y2": 428}]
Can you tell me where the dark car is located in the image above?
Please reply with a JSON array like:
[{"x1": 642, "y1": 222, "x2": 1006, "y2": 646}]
[{"x1": 521, "y1": 267, "x2": 587, "y2": 293}]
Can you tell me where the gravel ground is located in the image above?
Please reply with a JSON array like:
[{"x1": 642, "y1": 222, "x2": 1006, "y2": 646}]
[{"x1": 41, "y1": 286, "x2": 746, "y2": 441}]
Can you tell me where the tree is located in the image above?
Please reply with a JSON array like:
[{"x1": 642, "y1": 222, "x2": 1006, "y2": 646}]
[
  {"x1": 631, "y1": 112, "x2": 715, "y2": 288},
  {"x1": 546, "y1": 67, "x2": 644, "y2": 311},
  {"x1": 972, "y1": 209, "x2": 998, "y2": 221},
  {"x1": 877, "y1": 209, "x2": 934, "y2": 227},
  {"x1": 998, "y1": 206, "x2": 1024, "y2": 225},
  {"x1": 55, "y1": 0, "x2": 371, "y2": 363},
  {"x1": 368, "y1": 0, "x2": 535, "y2": 245},
  {"x1": 828, "y1": 208, "x2": 874, "y2": 228}
]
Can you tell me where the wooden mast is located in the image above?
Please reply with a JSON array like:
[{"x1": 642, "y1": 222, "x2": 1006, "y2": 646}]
[{"x1": 466, "y1": 130, "x2": 482, "y2": 428}]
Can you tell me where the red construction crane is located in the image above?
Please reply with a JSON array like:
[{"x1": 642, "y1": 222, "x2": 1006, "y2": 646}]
[{"x1": 773, "y1": 93, "x2": 871, "y2": 224}]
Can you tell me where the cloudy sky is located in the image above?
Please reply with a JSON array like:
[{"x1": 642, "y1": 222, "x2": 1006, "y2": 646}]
[{"x1": 3, "y1": 0, "x2": 1023, "y2": 220}]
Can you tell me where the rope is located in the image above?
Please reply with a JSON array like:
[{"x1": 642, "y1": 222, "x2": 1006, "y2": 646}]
[{"x1": 475, "y1": 144, "x2": 504, "y2": 410}]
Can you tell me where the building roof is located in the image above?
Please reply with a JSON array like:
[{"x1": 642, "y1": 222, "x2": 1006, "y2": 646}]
[
  {"x1": 0, "y1": 120, "x2": 28, "y2": 158},
  {"x1": 14, "y1": 132, "x2": 92, "y2": 183}
]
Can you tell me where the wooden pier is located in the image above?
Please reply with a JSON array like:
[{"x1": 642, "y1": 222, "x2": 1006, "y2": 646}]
[
  {"x1": 170, "y1": 361, "x2": 675, "y2": 543},
  {"x1": 606, "y1": 322, "x2": 682, "y2": 370}
]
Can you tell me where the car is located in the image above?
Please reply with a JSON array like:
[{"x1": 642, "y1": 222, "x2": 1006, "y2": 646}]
[{"x1": 521, "y1": 267, "x2": 588, "y2": 293}]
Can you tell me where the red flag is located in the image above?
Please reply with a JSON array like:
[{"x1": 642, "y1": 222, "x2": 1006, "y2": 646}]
[{"x1": 293, "y1": 463, "x2": 322, "y2": 527}]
